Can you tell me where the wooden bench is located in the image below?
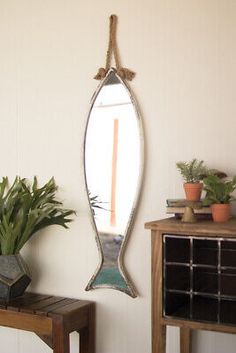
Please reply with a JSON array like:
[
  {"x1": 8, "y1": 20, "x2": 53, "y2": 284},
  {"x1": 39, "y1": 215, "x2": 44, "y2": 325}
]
[{"x1": 0, "y1": 292, "x2": 95, "y2": 353}]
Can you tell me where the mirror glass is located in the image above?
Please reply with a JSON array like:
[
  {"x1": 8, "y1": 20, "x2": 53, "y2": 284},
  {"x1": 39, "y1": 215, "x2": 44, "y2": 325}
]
[{"x1": 84, "y1": 68, "x2": 143, "y2": 297}]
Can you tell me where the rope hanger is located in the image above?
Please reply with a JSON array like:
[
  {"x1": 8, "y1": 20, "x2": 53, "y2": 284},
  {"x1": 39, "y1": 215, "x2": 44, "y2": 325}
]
[{"x1": 94, "y1": 15, "x2": 135, "y2": 81}]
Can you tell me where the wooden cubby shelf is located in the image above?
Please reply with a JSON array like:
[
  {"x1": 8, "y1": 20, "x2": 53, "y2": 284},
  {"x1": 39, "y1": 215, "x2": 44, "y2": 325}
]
[{"x1": 145, "y1": 217, "x2": 236, "y2": 353}]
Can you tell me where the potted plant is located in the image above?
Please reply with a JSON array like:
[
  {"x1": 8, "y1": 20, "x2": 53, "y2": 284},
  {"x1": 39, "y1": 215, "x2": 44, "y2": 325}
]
[
  {"x1": 203, "y1": 175, "x2": 236, "y2": 222},
  {"x1": 176, "y1": 159, "x2": 208, "y2": 201},
  {"x1": 0, "y1": 176, "x2": 75, "y2": 300}
]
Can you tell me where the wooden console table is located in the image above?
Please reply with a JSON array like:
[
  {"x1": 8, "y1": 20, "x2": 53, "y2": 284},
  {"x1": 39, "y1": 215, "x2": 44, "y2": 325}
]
[
  {"x1": 145, "y1": 217, "x2": 236, "y2": 353},
  {"x1": 0, "y1": 292, "x2": 95, "y2": 353}
]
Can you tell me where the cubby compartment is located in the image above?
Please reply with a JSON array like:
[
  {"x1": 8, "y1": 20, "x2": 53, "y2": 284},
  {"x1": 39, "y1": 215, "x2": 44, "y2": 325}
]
[
  {"x1": 221, "y1": 240, "x2": 236, "y2": 268},
  {"x1": 165, "y1": 292, "x2": 190, "y2": 319},
  {"x1": 193, "y1": 239, "x2": 218, "y2": 266},
  {"x1": 221, "y1": 269, "x2": 236, "y2": 297},
  {"x1": 165, "y1": 236, "x2": 190, "y2": 263},
  {"x1": 193, "y1": 267, "x2": 218, "y2": 294},
  {"x1": 165, "y1": 265, "x2": 190, "y2": 291},
  {"x1": 220, "y1": 299, "x2": 236, "y2": 325},
  {"x1": 192, "y1": 295, "x2": 218, "y2": 322}
]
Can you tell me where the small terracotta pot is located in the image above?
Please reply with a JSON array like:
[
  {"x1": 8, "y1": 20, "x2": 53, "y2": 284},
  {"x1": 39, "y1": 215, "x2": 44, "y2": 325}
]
[
  {"x1": 183, "y1": 183, "x2": 203, "y2": 201},
  {"x1": 211, "y1": 203, "x2": 231, "y2": 223}
]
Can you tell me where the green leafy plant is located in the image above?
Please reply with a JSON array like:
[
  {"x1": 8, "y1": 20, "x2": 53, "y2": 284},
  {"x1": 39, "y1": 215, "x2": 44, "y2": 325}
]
[
  {"x1": 176, "y1": 158, "x2": 208, "y2": 183},
  {"x1": 203, "y1": 175, "x2": 236, "y2": 205},
  {"x1": 0, "y1": 177, "x2": 75, "y2": 255}
]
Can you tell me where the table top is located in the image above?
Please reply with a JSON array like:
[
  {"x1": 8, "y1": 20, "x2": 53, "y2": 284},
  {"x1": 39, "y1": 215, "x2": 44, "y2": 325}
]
[
  {"x1": 145, "y1": 217, "x2": 236, "y2": 237},
  {"x1": 0, "y1": 292, "x2": 92, "y2": 317}
]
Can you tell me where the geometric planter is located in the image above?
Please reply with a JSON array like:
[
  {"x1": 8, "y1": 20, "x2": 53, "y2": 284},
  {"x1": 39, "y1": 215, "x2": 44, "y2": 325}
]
[{"x1": 0, "y1": 254, "x2": 31, "y2": 301}]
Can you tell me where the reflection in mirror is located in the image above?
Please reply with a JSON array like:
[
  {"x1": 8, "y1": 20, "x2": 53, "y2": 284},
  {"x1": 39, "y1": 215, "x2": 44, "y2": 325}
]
[{"x1": 84, "y1": 68, "x2": 143, "y2": 297}]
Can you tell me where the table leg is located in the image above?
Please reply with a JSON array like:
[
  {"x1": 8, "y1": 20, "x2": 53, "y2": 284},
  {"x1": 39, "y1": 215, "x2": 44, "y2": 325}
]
[
  {"x1": 52, "y1": 318, "x2": 70, "y2": 353},
  {"x1": 79, "y1": 304, "x2": 95, "y2": 353},
  {"x1": 152, "y1": 324, "x2": 166, "y2": 353},
  {"x1": 180, "y1": 327, "x2": 191, "y2": 353}
]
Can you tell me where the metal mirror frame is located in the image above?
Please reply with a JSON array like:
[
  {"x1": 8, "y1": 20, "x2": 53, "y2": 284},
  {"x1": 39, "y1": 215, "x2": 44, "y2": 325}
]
[{"x1": 83, "y1": 67, "x2": 144, "y2": 297}]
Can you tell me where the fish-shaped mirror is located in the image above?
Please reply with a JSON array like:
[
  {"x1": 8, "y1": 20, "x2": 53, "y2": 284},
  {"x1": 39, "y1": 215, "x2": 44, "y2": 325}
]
[{"x1": 84, "y1": 68, "x2": 143, "y2": 297}]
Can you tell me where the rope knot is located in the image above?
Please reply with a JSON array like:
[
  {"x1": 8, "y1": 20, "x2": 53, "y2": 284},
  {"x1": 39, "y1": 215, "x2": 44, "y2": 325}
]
[
  {"x1": 117, "y1": 68, "x2": 136, "y2": 81},
  {"x1": 94, "y1": 67, "x2": 108, "y2": 80}
]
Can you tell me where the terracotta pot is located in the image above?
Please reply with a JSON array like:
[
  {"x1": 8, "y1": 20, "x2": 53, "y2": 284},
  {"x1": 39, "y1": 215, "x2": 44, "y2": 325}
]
[
  {"x1": 211, "y1": 203, "x2": 231, "y2": 223},
  {"x1": 183, "y1": 183, "x2": 203, "y2": 201}
]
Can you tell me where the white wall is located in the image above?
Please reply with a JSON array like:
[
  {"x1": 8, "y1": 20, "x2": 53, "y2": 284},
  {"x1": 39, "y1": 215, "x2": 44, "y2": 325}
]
[{"x1": 0, "y1": 1, "x2": 236, "y2": 352}]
